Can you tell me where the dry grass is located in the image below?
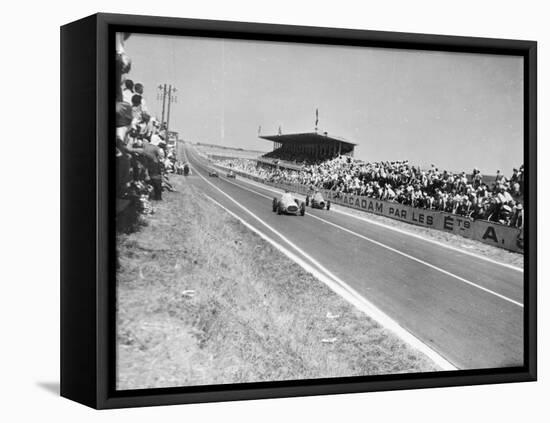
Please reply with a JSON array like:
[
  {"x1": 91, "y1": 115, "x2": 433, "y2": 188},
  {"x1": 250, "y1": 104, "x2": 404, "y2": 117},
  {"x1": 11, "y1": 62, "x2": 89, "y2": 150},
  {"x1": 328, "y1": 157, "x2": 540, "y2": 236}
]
[{"x1": 116, "y1": 177, "x2": 438, "y2": 390}]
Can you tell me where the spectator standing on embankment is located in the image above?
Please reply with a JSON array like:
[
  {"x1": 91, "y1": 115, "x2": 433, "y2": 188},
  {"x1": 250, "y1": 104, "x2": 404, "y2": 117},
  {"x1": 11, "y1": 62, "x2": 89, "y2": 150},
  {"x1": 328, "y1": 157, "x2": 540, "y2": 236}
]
[
  {"x1": 142, "y1": 138, "x2": 163, "y2": 201},
  {"x1": 122, "y1": 79, "x2": 135, "y2": 104}
]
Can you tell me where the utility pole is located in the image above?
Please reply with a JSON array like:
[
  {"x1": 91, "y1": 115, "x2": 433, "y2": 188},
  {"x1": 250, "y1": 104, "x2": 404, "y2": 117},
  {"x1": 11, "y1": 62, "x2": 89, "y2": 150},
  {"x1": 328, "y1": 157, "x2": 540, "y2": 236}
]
[
  {"x1": 157, "y1": 83, "x2": 177, "y2": 137},
  {"x1": 166, "y1": 85, "x2": 172, "y2": 137},
  {"x1": 158, "y1": 84, "x2": 167, "y2": 125}
]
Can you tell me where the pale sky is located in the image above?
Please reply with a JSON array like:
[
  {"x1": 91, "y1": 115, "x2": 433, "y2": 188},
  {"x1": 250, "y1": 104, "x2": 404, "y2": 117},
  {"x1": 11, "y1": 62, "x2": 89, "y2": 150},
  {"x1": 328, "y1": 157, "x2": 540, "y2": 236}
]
[{"x1": 122, "y1": 33, "x2": 524, "y2": 174}]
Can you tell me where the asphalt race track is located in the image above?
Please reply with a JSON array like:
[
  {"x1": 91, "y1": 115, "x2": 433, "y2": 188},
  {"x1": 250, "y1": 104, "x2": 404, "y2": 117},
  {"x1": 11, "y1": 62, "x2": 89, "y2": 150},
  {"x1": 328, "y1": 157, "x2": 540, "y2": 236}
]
[{"x1": 178, "y1": 142, "x2": 524, "y2": 371}]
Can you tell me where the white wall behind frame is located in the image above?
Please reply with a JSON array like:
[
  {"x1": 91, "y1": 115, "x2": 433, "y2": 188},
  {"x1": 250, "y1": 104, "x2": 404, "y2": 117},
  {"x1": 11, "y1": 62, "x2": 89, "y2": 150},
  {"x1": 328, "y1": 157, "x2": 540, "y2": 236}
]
[{"x1": 0, "y1": 0, "x2": 546, "y2": 421}]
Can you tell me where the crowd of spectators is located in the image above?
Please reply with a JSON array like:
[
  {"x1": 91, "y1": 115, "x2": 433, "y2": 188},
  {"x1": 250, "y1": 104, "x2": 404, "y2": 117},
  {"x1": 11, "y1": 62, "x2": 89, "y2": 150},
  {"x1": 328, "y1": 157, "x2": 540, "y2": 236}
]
[
  {"x1": 216, "y1": 155, "x2": 524, "y2": 228},
  {"x1": 217, "y1": 158, "x2": 275, "y2": 179},
  {"x1": 115, "y1": 33, "x2": 179, "y2": 232}
]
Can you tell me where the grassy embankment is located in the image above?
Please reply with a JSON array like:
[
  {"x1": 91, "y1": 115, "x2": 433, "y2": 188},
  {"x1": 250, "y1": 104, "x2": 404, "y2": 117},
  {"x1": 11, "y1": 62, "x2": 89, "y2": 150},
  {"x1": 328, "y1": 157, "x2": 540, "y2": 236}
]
[{"x1": 116, "y1": 176, "x2": 437, "y2": 390}]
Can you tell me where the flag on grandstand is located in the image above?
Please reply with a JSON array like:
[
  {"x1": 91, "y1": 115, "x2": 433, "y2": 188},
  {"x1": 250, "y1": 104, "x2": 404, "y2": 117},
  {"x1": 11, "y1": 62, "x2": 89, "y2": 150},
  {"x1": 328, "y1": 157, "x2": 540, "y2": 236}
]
[
  {"x1": 258, "y1": 125, "x2": 262, "y2": 135},
  {"x1": 315, "y1": 108, "x2": 319, "y2": 128}
]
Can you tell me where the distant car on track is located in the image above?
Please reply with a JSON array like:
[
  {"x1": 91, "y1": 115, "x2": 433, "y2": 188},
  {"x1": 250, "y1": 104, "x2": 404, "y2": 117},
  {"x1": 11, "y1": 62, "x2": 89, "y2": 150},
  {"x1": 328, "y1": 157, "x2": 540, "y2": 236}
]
[
  {"x1": 227, "y1": 170, "x2": 236, "y2": 178},
  {"x1": 208, "y1": 169, "x2": 219, "y2": 177},
  {"x1": 272, "y1": 192, "x2": 306, "y2": 216},
  {"x1": 306, "y1": 190, "x2": 331, "y2": 210}
]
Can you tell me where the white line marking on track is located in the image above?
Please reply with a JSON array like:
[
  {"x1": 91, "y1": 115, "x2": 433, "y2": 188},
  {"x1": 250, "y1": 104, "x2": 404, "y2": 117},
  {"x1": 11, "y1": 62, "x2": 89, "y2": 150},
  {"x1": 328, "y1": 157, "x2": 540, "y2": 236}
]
[
  {"x1": 203, "y1": 193, "x2": 458, "y2": 371},
  {"x1": 213, "y1": 171, "x2": 524, "y2": 308},
  {"x1": 307, "y1": 213, "x2": 524, "y2": 308},
  {"x1": 216, "y1": 169, "x2": 523, "y2": 273}
]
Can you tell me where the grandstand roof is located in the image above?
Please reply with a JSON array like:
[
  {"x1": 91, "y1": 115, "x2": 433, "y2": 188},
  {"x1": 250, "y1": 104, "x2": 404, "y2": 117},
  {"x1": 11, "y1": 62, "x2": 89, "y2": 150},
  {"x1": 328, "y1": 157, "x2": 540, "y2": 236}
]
[{"x1": 259, "y1": 132, "x2": 357, "y2": 147}]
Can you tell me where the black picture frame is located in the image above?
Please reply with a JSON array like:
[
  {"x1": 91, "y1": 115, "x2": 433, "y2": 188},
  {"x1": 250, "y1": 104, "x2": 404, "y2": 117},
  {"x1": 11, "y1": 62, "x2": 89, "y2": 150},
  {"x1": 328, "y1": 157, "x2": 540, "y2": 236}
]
[{"x1": 60, "y1": 12, "x2": 537, "y2": 409}]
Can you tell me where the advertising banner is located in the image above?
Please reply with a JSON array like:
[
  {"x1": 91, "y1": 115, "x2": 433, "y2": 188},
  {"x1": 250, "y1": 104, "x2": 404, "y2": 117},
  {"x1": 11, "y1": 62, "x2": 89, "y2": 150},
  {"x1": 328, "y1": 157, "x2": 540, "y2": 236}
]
[{"x1": 323, "y1": 192, "x2": 443, "y2": 230}]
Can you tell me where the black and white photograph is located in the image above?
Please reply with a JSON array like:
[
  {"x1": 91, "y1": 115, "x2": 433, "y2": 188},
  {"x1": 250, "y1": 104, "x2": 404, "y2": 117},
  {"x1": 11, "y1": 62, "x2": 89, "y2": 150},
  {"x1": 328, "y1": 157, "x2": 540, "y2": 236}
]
[
  {"x1": 5, "y1": 0, "x2": 549, "y2": 418},
  {"x1": 114, "y1": 31, "x2": 526, "y2": 391}
]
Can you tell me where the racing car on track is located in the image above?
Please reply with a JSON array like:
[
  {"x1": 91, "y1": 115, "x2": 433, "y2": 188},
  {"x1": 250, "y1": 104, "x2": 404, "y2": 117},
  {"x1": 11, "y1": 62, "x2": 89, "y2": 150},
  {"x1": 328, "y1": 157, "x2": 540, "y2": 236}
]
[
  {"x1": 208, "y1": 169, "x2": 219, "y2": 177},
  {"x1": 227, "y1": 170, "x2": 236, "y2": 178},
  {"x1": 305, "y1": 190, "x2": 331, "y2": 210},
  {"x1": 272, "y1": 192, "x2": 306, "y2": 216}
]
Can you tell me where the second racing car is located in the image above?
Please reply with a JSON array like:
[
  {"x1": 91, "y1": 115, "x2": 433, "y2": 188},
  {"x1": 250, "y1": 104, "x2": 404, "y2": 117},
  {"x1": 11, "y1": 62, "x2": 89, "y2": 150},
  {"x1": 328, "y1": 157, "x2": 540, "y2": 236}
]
[{"x1": 305, "y1": 190, "x2": 331, "y2": 210}]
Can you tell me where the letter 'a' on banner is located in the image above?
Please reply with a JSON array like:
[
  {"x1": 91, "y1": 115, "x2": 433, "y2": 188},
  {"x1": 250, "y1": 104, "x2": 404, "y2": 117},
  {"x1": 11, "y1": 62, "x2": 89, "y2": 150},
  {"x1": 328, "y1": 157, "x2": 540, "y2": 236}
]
[{"x1": 473, "y1": 220, "x2": 524, "y2": 253}]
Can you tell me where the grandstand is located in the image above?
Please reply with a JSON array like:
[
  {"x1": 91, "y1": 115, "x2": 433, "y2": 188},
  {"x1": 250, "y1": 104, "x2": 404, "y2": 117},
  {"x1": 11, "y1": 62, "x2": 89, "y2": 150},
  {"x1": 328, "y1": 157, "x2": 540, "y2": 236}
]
[{"x1": 260, "y1": 132, "x2": 356, "y2": 168}]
